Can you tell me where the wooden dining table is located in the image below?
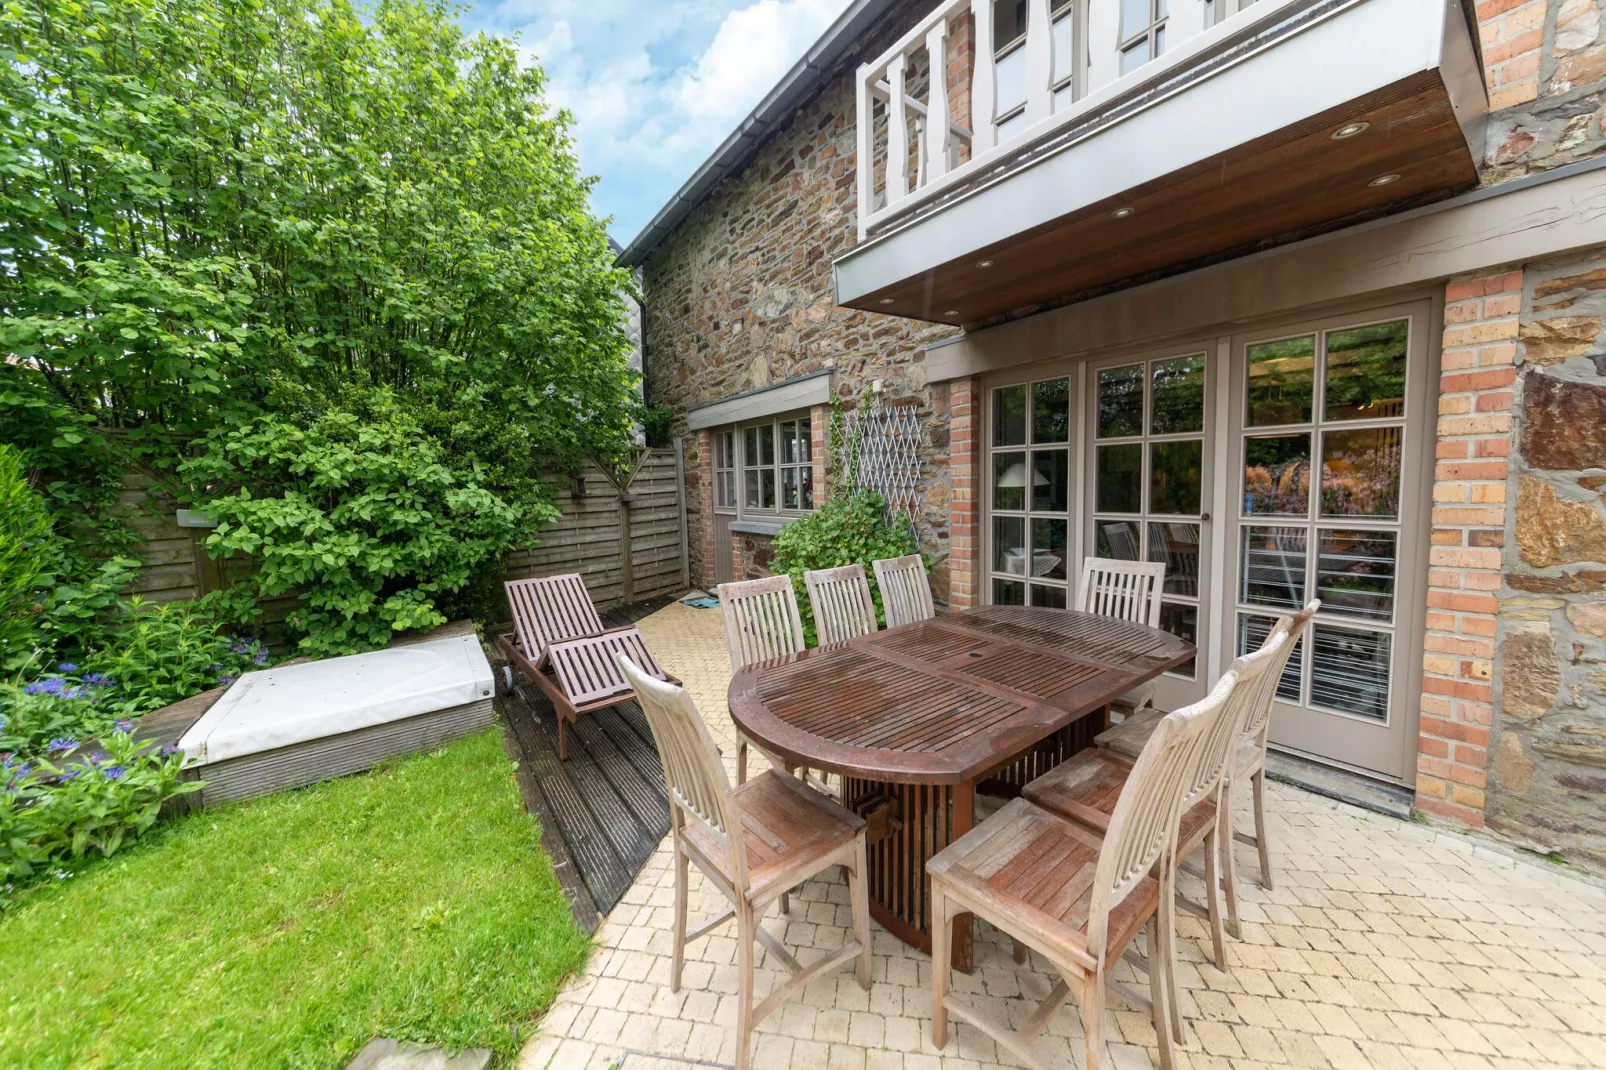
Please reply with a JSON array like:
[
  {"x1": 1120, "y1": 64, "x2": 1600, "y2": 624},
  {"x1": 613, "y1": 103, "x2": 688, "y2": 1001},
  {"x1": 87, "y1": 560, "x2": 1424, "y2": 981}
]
[{"x1": 727, "y1": 604, "x2": 1194, "y2": 972}]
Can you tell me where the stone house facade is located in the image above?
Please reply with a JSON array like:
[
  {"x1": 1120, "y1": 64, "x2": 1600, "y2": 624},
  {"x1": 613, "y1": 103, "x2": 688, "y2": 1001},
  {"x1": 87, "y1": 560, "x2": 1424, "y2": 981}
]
[{"x1": 623, "y1": 0, "x2": 1606, "y2": 869}]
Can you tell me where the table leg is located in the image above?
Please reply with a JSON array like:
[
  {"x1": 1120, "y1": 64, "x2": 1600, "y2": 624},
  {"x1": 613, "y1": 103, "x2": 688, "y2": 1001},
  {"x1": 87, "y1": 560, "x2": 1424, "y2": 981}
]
[{"x1": 843, "y1": 777, "x2": 978, "y2": 973}]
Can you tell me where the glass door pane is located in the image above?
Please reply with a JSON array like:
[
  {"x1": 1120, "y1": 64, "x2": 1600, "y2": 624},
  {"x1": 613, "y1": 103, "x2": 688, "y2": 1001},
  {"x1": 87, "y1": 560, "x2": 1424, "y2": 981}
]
[
  {"x1": 1088, "y1": 351, "x2": 1211, "y2": 689},
  {"x1": 1229, "y1": 311, "x2": 1422, "y2": 781},
  {"x1": 987, "y1": 376, "x2": 1073, "y2": 610}
]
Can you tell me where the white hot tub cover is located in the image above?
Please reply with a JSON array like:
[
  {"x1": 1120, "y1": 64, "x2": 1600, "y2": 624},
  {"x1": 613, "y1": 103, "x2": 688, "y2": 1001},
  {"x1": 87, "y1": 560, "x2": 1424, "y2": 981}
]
[{"x1": 178, "y1": 633, "x2": 495, "y2": 765}]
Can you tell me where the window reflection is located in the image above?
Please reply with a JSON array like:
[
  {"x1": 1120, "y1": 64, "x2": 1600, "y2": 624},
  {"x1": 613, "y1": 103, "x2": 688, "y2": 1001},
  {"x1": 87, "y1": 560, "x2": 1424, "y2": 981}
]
[
  {"x1": 994, "y1": 384, "x2": 1027, "y2": 446},
  {"x1": 1241, "y1": 526, "x2": 1307, "y2": 610},
  {"x1": 1316, "y1": 529, "x2": 1397, "y2": 622},
  {"x1": 994, "y1": 451, "x2": 1026, "y2": 510},
  {"x1": 1096, "y1": 519, "x2": 1141, "y2": 560},
  {"x1": 994, "y1": 516, "x2": 1026, "y2": 575},
  {"x1": 1159, "y1": 602, "x2": 1197, "y2": 677},
  {"x1": 1310, "y1": 624, "x2": 1390, "y2": 721},
  {"x1": 1150, "y1": 440, "x2": 1202, "y2": 515},
  {"x1": 1031, "y1": 518, "x2": 1068, "y2": 580},
  {"x1": 1238, "y1": 613, "x2": 1302, "y2": 701},
  {"x1": 1033, "y1": 379, "x2": 1070, "y2": 442},
  {"x1": 1096, "y1": 444, "x2": 1142, "y2": 513},
  {"x1": 1243, "y1": 434, "x2": 1310, "y2": 515},
  {"x1": 1325, "y1": 320, "x2": 1407, "y2": 421},
  {"x1": 1148, "y1": 522, "x2": 1200, "y2": 598},
  {"x1": 1031, "y1": 449, "x2": 1069, "y2": 512},
  {"x1": 1151, "y1": 354, "x2": 1205, "y2": 434},
  {"x1": 1246, "y1": 335, "x2": 1315, "y2": 426},
  {"x1": 1321, "y1": 427, "x2": 1402, "y2": 518},
  {"x1": 1097, "y1": 364, "x2": 1144, "y2": 438}
]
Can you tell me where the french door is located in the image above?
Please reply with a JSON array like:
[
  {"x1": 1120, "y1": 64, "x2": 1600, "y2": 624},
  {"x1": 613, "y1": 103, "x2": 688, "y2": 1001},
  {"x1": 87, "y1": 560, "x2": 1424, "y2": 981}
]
[
  {"x1": 983, "y1": 344, "x2": 1216, "y2": 712},
  {"x1": 980, "y1": 297, "x2": 1433, "y2": 783},
  {"x1": 1224, "y1": 302, "x2": 1432, "y2": 781}
]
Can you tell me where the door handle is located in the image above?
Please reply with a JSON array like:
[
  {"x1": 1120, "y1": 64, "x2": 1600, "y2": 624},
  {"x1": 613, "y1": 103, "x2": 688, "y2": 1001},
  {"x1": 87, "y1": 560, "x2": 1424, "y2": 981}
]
[{"x1": 1200, "y1": 512, "x2": 1212, "y2": 523}]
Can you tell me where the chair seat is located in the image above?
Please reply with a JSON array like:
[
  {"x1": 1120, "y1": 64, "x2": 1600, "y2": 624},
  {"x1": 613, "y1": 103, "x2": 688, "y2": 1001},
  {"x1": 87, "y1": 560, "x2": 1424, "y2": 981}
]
[
  {"x1": 681, "y1": 769, "x2": 865, "y2": 903},
  {"x1": 1022, "y1": 748, "x2": 1216, "y2": 855},
  {"x1": 1094, "y1": 707, "x2": 1163, "y2": 760},
  {"x1": 1235, "y1": 736, "x2": 1264, "y2": 777},
  {"x1": 927, "y1": 797, "x2": 1158, "y2": 972},
  {"x1": 547, "y1": 629, "x2": 670, "y2": 707}
]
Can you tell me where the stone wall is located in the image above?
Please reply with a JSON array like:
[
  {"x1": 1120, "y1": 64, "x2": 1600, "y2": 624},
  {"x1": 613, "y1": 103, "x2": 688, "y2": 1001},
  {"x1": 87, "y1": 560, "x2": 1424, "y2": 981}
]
[
  {"x1": 639, "y1": 0, "x2": 960, "y2": 597},
  {"x1": 1486, "y1": 250, "x2": 1606, "y2": 869},
  {"x1": 1484, "y1": 0, "x2": 1606, "y2": 177}
]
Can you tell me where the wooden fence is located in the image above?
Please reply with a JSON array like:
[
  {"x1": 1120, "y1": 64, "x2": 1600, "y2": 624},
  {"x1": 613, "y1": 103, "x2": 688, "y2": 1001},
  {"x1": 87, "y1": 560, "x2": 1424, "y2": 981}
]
[{"x1": 116, "y1": 445, "x2": 690, "y2": 616}]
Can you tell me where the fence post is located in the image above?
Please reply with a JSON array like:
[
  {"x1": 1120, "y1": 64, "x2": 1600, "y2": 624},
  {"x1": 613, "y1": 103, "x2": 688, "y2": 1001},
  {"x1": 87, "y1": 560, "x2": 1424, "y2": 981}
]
[
  {"x1": 673, "y1": 439, "x2": 691, "y2": 590},
  {"x1": 618, "y1": 483, "x2": 635, "y2": 606}
]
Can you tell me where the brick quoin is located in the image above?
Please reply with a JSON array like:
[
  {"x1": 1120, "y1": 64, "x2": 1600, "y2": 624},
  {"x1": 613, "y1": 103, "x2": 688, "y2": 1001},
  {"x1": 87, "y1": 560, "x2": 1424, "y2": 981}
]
[
  {"x1": 1416, "y1": 270, "x2": 1523, "y2": 828},
  {"x1": 695, "y1": 429, "x2": 716, "y2": 590},
  {"x1": 948, "y1": 377, "x2": 980, "y2": 609}
]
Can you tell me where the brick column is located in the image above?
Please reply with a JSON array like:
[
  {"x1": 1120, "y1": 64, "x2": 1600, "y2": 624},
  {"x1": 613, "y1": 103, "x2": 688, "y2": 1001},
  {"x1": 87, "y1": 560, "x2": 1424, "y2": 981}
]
[
  {"x1": 1416, "y1": 271, "x2": 1522, "y2": 826},
  {"x1": 810, "y1": 402, "x2": 829, "y2": 505},
  {"x1": 1478, "y1": 0, "x2": 1544, "y2": 110},
  {"x1": 949, "y1": 376, "x2": 981, "y2": 608},
  {"x1": 695, "y1": 429, "x2": 716, "y2": 590}
]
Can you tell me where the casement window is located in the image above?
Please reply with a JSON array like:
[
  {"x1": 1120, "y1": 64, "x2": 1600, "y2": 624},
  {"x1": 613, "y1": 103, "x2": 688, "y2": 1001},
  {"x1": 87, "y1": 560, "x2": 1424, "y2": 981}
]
[
  {"x1": 992, "y1": 0, "x2": 1031, "y2": 141},
  {"x1": 1119, "y1": 0, "x2": 1167, "y2": 75},
  {"x1": 716, "y1": 412, "x2": 815, "y2": 518}
]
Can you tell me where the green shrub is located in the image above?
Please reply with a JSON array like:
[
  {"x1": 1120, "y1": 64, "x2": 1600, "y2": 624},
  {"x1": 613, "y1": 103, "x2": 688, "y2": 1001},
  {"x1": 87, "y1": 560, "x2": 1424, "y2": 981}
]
[
  {"x1": 769, "y1": 491, "x2": 925, "y2": 645},
  {"x1": 0, "y1": 446, "x2": 54, "y2": 672},
  {"x1": 1, "y1": 729, "x2": 200, "y2": 889},
  {"x1": 183, "y1": 403, "x2": 555, "y2": 657},
  {"x1": 86, "y1": 600, "x2": 264, "y2": 717}
]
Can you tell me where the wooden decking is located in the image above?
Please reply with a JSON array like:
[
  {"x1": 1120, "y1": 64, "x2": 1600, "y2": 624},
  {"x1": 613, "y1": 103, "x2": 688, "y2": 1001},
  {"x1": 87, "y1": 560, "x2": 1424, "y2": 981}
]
[{"x1": 496, "y1": 595, "x2": 678, "y2": 929}]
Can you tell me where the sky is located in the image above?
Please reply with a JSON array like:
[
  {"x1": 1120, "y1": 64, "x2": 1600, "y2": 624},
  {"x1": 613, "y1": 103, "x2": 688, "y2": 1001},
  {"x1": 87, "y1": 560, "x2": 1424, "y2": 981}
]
[{"x1": 457, "y1": 0, "x2": 856, "y2": 249}]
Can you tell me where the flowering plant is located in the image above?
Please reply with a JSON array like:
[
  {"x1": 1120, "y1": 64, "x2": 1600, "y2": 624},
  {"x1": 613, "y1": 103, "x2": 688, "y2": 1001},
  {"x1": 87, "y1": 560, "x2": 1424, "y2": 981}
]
[{"x1": 2, "y1": 728, "x2": 201, "y2": 891}]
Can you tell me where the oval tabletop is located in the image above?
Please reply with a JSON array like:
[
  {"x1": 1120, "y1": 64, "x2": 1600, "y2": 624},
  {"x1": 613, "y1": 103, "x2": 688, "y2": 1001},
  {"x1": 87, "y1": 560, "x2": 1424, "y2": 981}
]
[{"x1": 728, "y1": 604, "x2": 1194, "y2": 786}]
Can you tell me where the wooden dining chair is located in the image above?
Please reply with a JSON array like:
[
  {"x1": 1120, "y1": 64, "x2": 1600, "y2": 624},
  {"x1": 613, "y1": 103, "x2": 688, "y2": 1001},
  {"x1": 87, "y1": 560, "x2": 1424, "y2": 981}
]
[
  {"x1": 718, "y1": 576, "x2": 806, "y2": 787},
  {"x1": 1023, "y1": 638, "x2": 1280, "y2": 1044},
  {"x1": 1095, "y1": 600, "x2": 1317, "y2": 935},
  {"x1": 1078, "y1": 557, "x2": 1167, "y2": 718},
  {"x1": 616, "y1": 654, "x2": 871, "y2": 1070},
  {"x1": 927, "y1": 680, "x2": 1235, "y2": 1070},
  {"x1": 804, "y1": 563, "x2": 879, "y2": 645},
  {"x1": 872, "y1": 553, "x2": 934, "y2": 629}
]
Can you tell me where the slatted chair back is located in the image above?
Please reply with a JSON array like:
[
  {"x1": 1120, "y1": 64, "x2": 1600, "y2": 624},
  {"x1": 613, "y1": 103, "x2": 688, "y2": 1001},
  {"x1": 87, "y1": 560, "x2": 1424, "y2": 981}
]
[
  {"x1": 1241, "y1": 600, "x2": 1319, "y2": 747},
  {"x1": 873, "y1": 554, "x2": 935, "y2": 629},
  {"x1": 1184, "y1": 628, "x2": 1285, "y2": 811},
  {"x1": 805, "y1": 564, "x2": 879, "y2": 646},
  {"x1": 1077, "y1": 558, "x2": 1166, "y2": 629},
  {"x1": 617, "y1": 653, "x2": 749, "y2": 892},
  {"x1": 718, "y1": 576, "x2": 807, "y2": 671},
  {"x1": 505, "y1": 573, "x2": 606, "y2": 663},
  {"x1": 1087, "y1": 668, "x2": 1237, "y2": 960}
]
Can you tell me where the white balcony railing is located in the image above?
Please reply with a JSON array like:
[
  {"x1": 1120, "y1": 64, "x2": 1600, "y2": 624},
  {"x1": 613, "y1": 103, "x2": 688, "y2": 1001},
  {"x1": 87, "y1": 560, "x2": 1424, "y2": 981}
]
[{"x1": 855, "y1": 0, "x2": 1300, "y2": 240}]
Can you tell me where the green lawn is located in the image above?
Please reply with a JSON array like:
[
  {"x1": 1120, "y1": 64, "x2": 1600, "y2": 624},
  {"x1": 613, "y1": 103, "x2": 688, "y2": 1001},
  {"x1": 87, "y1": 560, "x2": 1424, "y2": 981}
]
[{"x1": 0, "y1": 728, "x2": 590, "y2": 1069}]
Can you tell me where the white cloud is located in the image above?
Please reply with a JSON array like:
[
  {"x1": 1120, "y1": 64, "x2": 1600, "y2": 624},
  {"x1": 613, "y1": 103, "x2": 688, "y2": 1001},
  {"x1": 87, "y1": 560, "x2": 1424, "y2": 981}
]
[{"x1": 465, "y1": 0, "x2": 853, "y2": 243}]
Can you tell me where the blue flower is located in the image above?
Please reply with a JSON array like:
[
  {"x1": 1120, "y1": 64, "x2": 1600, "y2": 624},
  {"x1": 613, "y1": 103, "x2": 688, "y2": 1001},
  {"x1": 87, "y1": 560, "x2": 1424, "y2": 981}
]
[
  {"x1": 114, "y1": 719, "x2": 135, "y2": 734},
  {"x1": 58, "y1": 768, "x2": 81, "y2": 782},
  {"x1": 24, "y1": 676, "x2": 65, "y2": 696},
  {"x1": 59, "y1": 687, "x2": 85, "y2": 700},
  {"x1": 230, "y1": 640, "x2": 252, "y2": 655},
  {"x1": 101, "y1": 765, "x2": 126, "y2": 780},
  {"x1": 47, "y1": 737, "x2": 78, "y2": 754},
  {"x1": 219, "y1": 673, "x2": 238, "y2": 686},
  {"x1": 159, "y1": 744, "x2": 181, "y2": 757},
  {"x1": 253, "y1": 650, "x2": 269, "y2": 665},
  {"x1": 83, "y1": 672, "x2": 109, "y2": 687},
  {"x1": 57, "y1": 662, "x2": 78, "y2": 672}
]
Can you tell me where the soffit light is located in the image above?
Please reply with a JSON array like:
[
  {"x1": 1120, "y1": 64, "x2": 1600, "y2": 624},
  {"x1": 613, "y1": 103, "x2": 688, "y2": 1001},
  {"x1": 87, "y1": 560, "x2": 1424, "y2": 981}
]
[
  {"x1": 944, "y1": 310, "x2": 960, "y2": 317},
  {"x1": 1111, "y1": 206, "x2": 1135, "y2": 219},
  {"x1": 975, "y1": 259, "x2": 994, "y2": 268},
  {"x1": 878, "y1": 297, "x2": 895, "y2": 305},
  {"x1": 1368, "y1": 173, "x2": 1401, "y2": 187},
  {"x1": 1331, "y1": 121, "x2": 1369, "y2": 140}
]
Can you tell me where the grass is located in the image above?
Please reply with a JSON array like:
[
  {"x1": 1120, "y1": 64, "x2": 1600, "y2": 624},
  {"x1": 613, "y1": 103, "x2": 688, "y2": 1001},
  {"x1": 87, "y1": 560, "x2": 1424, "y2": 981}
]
[{"x1": 0, "y1": 728, "x2": 590, "y2": 1068}]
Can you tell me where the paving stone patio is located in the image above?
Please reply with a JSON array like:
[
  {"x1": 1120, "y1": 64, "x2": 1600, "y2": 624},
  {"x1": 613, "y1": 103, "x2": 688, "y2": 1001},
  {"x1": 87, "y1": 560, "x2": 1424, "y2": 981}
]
[{"x1": 518, "y1": 600, "x2": 1606, "y2": 1070}]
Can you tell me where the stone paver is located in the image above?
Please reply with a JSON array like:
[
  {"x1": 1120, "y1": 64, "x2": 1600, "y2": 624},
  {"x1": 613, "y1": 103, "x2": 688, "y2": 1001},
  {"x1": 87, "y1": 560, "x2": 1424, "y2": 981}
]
[{"x1": 520, "y1": 600, "x2": 1606, "y2": 1070}]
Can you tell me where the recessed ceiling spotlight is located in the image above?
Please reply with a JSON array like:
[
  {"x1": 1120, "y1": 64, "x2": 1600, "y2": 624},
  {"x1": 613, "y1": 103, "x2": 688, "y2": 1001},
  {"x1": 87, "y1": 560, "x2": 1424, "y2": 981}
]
[
  {"x1": 944, "y1": 310, "x2": 960, "y2": 317},
  {"x1": 1331, "y1": 121, "x2": 1369, "y2": 140},
  {"x1": 1369, "y1": 172, "x2": 1401, "y2": 187},
  {"x1": 975, "y1": 259, "x2": 994, "y2": 269},
  {"x1": 878, "y1": 297, "x2": 895, "y2": 305},
  {"x1": 1111, "y1": 206, "x2": 1135, "y2": 219}
]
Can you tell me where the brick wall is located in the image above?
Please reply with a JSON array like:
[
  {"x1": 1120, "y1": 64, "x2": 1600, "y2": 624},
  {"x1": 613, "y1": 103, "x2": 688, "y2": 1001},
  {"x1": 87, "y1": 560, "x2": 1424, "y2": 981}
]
[
  {"x1": 948, "y1": 377, "x2": 980, "y2": 609},
  {"x1": 1417, "y1": 272, "x2": 1522, "y2": 825},
  {"x1": 695, "y1": 429, "x2": 715, "y2": 589},
  {"x1": 1480, "y1": 0, "x2": 1547, "y2": 111}
]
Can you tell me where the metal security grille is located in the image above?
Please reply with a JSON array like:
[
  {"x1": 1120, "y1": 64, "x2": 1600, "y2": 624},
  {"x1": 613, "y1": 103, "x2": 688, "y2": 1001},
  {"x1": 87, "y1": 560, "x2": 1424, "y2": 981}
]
[{"x1": 838, "y1": 403, "x2": 923, "y2": 524}]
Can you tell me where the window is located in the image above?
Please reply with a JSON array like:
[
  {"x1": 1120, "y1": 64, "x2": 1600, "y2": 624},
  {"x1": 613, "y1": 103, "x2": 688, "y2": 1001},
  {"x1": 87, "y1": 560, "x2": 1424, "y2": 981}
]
[
  {"x1": 993, "y1": 0, "x2": 1030, "y2": 140},
  {"x1": 733, "y1": 413, "x2": 814, "y2": 516},
  {"x1": 1092, "y1": 352, "x2": 1208, "y2": 677},
  {"x1": 988, "y1": 377, "x2": 1072, "y2": 609},
  {"x1": 1050, "y1": 0, "x2": 1081, "y2": 111},
  {"x1": 1234, "y1": 318, "x2": 1410, "y2": 723},
  {"x1": 713, "y1": 430, "x2": 736, "y2": 510},
  {"x1": 1119, "y1": 0, "x2": 1166, "y2": 75}
]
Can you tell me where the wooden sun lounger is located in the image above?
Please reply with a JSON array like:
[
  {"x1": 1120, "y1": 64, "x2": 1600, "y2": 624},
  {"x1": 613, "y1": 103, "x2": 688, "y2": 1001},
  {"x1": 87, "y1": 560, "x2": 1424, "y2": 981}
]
[{"x1": 495, "y1": 574, "x2": 677, "y2": 759}]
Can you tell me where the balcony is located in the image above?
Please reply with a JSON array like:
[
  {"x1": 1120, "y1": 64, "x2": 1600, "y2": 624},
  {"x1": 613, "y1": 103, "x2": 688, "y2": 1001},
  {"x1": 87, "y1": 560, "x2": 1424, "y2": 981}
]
[{"x1": 836, "y1": 0, "x2": 1487, "y2": 324}]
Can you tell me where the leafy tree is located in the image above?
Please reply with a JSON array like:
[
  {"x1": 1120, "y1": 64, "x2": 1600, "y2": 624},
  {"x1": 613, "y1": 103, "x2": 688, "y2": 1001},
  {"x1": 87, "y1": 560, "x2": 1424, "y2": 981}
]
[
  {"x1": 0, "y1": 0, "x2": 639, "y2": 648},
  {"x1": 0, "y1": 446, "x2": 55, "y2": 672}
]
